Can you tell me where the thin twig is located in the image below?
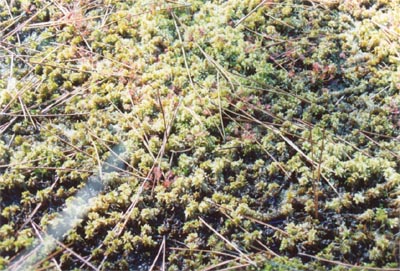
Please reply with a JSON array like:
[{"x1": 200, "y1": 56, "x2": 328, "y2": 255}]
[
  {"x1": 199, "y1": 217, "x2": 257, "y2": 267},
  {"x1": 234, "y1": 0, "x2": 269, "y2": 28},
  {"x1": 208, "y1": 199, "x2": 289, "y2": 237},
  {"x1": 33, "y1": 222, "x2": 99, "y2": 271},
  {"x1": 162, "y1": 235, "x2": 166, "y2": 271},
  {"x1": 299, "y1": 252, "x2": 400, "y2": 271},
  {"x1": 315, "y1": 129, "x2": 325, "y2": 219},
  {"x1": 169, "y1": 247, "x2": 239, "y2": 259},
  {"x1": 30, "y1": 222, "x2": 62, "y2": 271},
  {"x1": 18, "y1": 177, "x2": 60, "y2": 231},
  {"x1": 149, "y1": 236, "x2": 166, "y2": 271},
  {"x1": 217, "y1": 72, "x2": 226, "y2": 142},
  {"x1": 1, "y1": 2, "x2": 53, "y2": 41},
  {"x1": 199, "y1": 258, "x2": 241, "y2": 271},
  {"x1": 195, "y1": 44, "x2": 237, "y2": 91},
  {"x1": 171, "y1": 11, "x2": 194, "y2": 89}
]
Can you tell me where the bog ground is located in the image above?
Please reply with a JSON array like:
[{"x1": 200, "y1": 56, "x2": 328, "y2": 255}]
[{"x1": 1, "y1": 0, "x2": 400, "y2": 270}]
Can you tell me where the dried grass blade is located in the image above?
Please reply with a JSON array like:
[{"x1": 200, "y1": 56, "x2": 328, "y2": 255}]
[
  {"x1": 234, "y1": 0, "x2": 269, "y2": 27},
  {"x1": 199, "y1": 217, "x2": 256, "y2": 267},
  {"x1": 149, "y1": 237, "x2": 166, "y2": 271}
]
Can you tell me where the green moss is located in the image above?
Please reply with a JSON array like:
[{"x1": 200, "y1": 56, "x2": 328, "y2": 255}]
[{"x1": 1, "y1": 0, "x2": 400, "y2": 270}]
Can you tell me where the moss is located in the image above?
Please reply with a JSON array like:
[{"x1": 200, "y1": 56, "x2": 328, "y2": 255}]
[{"x1": 1, "y1": 0, "x2": 400, "y2": 270}]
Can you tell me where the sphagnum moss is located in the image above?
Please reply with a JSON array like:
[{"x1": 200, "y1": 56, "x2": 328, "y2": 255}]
[{"x1": 1, "y1": 0, "x2": 400, "y2": 270}]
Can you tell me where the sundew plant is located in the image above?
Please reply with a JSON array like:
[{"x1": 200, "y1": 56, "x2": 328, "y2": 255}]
[{"x1": 1, "y1": 0, "x2": 400, "y2": 270}]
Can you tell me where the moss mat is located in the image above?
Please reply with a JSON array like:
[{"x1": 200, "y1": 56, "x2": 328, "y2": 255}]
[{"x1": 1, "y1": 0, "x2": 400, "y2": 270}]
